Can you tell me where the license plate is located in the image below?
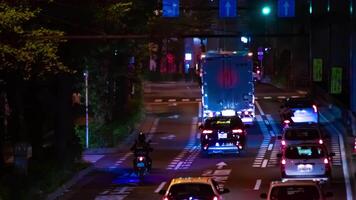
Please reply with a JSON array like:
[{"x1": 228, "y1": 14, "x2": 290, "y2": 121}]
[
  {"x1": 297, "y1": 164, "x2": 313, "y2": 172},
  {"x1": 218, "y1": 133, "x2": 227, "y2": 139},
  {"x1": 137, "y1": 162, "x2": 145, "y2": 167}
]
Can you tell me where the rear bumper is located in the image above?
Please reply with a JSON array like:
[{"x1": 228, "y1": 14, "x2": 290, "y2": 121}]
[
  {"x1": 205, "y1": 145, "x2": 239, "y2": 154},
  {"x1": 282, "y1": 175, "x2": 329, "y2": 183}
]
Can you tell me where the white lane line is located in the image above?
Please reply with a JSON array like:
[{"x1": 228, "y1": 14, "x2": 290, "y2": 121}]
[
  {"x1": 174, "y1": 161, "x2": 183, "y2": 170},
  {"x1": 277, "y1": 96, "x2": 286, "y2": 99},
  {"x1": 154, "y1": 99, "x2": 162, "y2": 102},
  {"x1": 182, "y1": 98, "x2": 190, "y2": 102},
  {"x1": 264, "y1": 120, "x2": 269, "y2": 125},
  {"x1": 255, "y1": 101, "x2": 265, "y2": 116},
  {"x1": 198, "y1": 102, "x2": 202, "y2": 118},
  {"x1": 268, "y1": 143, "x2": 273, "y2": 151},
  {"x1": 320, "y1": 113, "x2": 352, "y2": 200},
  {"x1": 263, "y1": 96, "x2": 272, "y2": 99},
  {"x1": 266, "y1": 114, "x2": 281, "y2": 136},
  {"x1": 269, "y1": 130, "x2": 275, "y2": 137},
  {"x1": 155, "y1": 182, "x2": 167, "y2": 193},
  {"x1": 168, "y1": 99, "x2": 176, "y2": 102},
  {"x1": 291, "y1": 95, "x2": 300, "y2": 98},
  {"x1": 195, "y1": 98, "x2": 201, "y2": 101},
  {"x1": 261, "y1": 159, "x2": 268, "y2": 168},
  {"x1": 254, "y1": 179, "x2": 262, "y2": 190}
]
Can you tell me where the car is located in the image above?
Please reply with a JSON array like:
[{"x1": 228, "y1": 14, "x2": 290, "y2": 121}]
[
  {"x1": 279, "y1": 98, "x2": 318, "y2": 127},
  {"x1": 278, "y1": 126, "x2": 324, "y2": 149},
  {"x1": 253, "y1": 65, "x2": 262, "y2": 82},
  {"x1": 199, "y1": 116, "x2": 247, "y2": 155},
  {"x1": 159, "y1": 177, "x2": 229, "y2": 200},
  {"x1": 277, "y1": 143, "x2": 335, "y2": 182},
  {"x1": 260, "y1": 180, "x2": 333, "y2": 200}
]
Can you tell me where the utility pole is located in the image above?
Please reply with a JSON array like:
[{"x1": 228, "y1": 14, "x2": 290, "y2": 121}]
[{"x1": 84, "y1": 69, "x2": 89, "y2": 149}]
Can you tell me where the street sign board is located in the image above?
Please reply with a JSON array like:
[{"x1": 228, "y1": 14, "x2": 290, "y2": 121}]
[
  {"x1": 278, "y1": 0, "x2": 295, "y2": 17},
  {"x1": 163, "y1": 0, "x2": 179, "y2": 17},
  {"x1": 313, "y1": 58, "x2": 322, "y2": 82},
  {"x1": 330, "y1": 67, "x2": 342, "y2": 94},
  {"x1": 219, "y1": 0, "x2": 237, "y2": 18}
]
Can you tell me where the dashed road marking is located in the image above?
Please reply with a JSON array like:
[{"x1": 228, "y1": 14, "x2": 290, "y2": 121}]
[
  {"x1": 261, "y1": 159, "x2": 268, "y2": 168},
  {"x1": 154, "y1": 99, "x2": 162, "y2": 102},
  {"x1": 182, "y1": 98, "x2": 189, "y2": 102},
  {"x1": 168, "y1": 99, "x2": 176, "y2": 102},
  {"x1": 255, "y1": 101, "x2": 265, "y2": 116},
  {"x1": 155, "y1": 182, "x2": 167, "y2": 193},
  {"x1": 254, "y1": 179, "x2": 262, "y2": 190},
  {"x1": 253, "y1": 115, "x2": 271, "y2": 167},
  {"x1": 268, "y1": 143, "x2": 273, "y2": 151},
  {"x1": 263, "y1": 96, "x2": 272, "y2": 99}
]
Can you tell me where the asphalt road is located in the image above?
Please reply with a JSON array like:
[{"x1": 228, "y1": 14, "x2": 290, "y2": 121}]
[{"x1": 58, "y1": 81, "x2": 355, "y2": 200}]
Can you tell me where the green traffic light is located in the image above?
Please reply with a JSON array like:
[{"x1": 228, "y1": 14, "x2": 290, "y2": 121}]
[{"x1": 262, "y1": 6, "x2": 271, "y2": 15}]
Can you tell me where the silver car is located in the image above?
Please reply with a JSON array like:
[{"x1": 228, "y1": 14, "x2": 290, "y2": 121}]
[
  {"x1": 278, "y1": 143, "x2": 334, "y2": 182},
  {"x1": 278, "y1": 126, "x2": 324, "y2": 149}
]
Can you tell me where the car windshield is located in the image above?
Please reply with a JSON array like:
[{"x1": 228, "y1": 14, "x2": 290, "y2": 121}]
[
  {"x1": 285, "y1": 129, "x2": 319, "y2": 140},
  {"x1": 285, "y1": 146, "x2": 325, "y2": 159},
  {"x1": 169, "y1": 183, "x2": 214, "y2": 197},
  {"x1": 270, "y1": 185, "x2": 320, "y2": 200},
  {"x1": 204, "y1": 117, "x2": 242, "y2": 130}
]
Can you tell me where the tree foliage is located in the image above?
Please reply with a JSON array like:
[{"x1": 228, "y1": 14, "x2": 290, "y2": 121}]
[{"x1": 0, "y1": 2, "x2": 72, "y2": 80}]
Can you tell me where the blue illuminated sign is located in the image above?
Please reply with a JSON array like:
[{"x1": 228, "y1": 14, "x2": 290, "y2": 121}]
[
  {"x1": 278, "y1": 0, "x2": 295, "y2": 17},
  {"x1": 219, "y1": 0, "x2": 237, "y2": 18},
  {"x1": 163, "y1": 0, "x2": 179, "y2": 17}
]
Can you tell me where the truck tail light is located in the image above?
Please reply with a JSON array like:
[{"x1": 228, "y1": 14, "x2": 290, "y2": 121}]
[
  {"x1": 281, "y1": 159, "x2": 286, "y2": 165},
  {"x1": 232, "y1": 129, "x2": 243, "y2": 133},
  {"x1": 319, "y1": 139, "x2": 324, "y2": 145},
  {"x1": 324, "y1": 158, "x2": 329, "y2": 164},
  {"x1": 203, "y1": 130, "x2": 213, "y2": 134},
  {"x1": 283, "y1": 120, "x2": 290, "y2": 124},
  {"x1": 313, "y1": 105, "x2": 318, "y2": 113}
]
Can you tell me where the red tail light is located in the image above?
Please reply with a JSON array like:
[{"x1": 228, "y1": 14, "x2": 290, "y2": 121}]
[
  {"x1": 213, "y1": 196, "x2": 219, "y2": 200},
  {"x1": 319, "y1": 139, "x2": 323, "y2": 144},
  {"x1": 281, "y1": 159, "x2": 286, "y2": 165},
  {"x1": 313, "y1": 105, "x2": 318, "y2": 113},
  {"x1": 281, "y1": 140, "x2": 286, "y2": 146},
  {"x1": 138, "y1": 156, "x2": 144, "y2": 161},
  {"x1": 324, "y1": 158, "x2": 329, "y2": 164},
  {"x1": 163, "y1": 197, "x2": 169, "y2": 200},
  {"x1": 257, "y1": 70, "x2": 261, "y2": 74},
  {"x1": 203, "y1": 130, "x2": 213, "y2": 134},
  {"x1": 232, "y1": 129, "x2": 243, "y2": 133}
]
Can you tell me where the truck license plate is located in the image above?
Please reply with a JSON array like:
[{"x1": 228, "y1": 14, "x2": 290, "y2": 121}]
[{"x1": 218, "y1": 133, "x2": 227, "y2": 139}]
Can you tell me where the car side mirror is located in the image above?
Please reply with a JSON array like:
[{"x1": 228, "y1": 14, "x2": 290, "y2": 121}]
[
  {"x1": 220, "y1": 188, "x2": 230, "y2": 194},
  {"x1": 325, "y1": 192, "x2": 333, "y2": 197},
  {"x1": 158, "y1": 189, "x2": 166, "y2": 195},
  {"x1": 277, "y1": 136, "x2": 282, "y2": 140},
  {"x1": 260, "y1": 193, "x2": 267, "y2": 199},
  {"x1": 277, "y1": 153, "x2": 282, "y2": 158}
]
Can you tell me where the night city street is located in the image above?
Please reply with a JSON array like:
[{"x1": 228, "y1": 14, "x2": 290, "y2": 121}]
[{"x1": 0, "y1": 1, "x2": 356, "y2": 200}]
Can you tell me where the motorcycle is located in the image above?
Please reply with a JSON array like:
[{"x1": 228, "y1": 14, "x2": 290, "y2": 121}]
[{"x1": 134, "y1": 154, "x2": 149, "y2": 177}]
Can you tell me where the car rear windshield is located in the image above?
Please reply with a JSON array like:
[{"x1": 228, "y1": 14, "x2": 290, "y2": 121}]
[
  {"x1": 285, "y1": 129, "x2": 320, "y2": 140},
  {"x1": 270, "y1": 185, "x2": 320, "y2": 200},
  {"x1": 169, "y1": 183, "x2": 214, "y2": 196},
  {"x1": 285, "y1": 99, "x2": 314, "y2": 108},
  {"x1": 204, "y1": 117, "x2": 242, "y2": 130},
  {"x1": 285, "y1": 146, "x2": 325, "y2": 159}
]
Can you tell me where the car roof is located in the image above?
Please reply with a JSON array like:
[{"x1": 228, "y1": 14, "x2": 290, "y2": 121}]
[
  {"x1": 271, "y1": 180, "x2": 319, "y2": 187},
  {"x1": 170, "y1": 177, "x2": 212, "y2": 185}
]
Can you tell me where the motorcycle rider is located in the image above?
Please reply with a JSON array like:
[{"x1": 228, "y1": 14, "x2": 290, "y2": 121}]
[{"x1": 131, "y1": 132, "x2": 153, "y2": 171}]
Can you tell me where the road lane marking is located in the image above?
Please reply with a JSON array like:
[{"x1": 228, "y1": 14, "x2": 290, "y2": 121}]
[
  {"x1": 155, "y1": 182, "x2": 167, "y2": 193},
  {"x1": 174, "y1": 161, "x2": 183, "y2": 170},
  {"x1": 182, "y1": 98, "x2": 189, "y2": 102},
  {"x1": 291, "y1": 95, "x2": 300, "y2": 98},
  {"x1": 320, "y1": 113, "x2": 352, "y2": 200},
  {"x1": 264, "y1": 120, "x2": 269, "y2": 125},
  {"x1": 198, "y1": 102, "x2": 202, "y2": 118},
  {"x1": 255, "y1": 101, "x2": 265, "y2": 115},
  {"x1": 268, "y1": 143, "x2": 273, "y2": 151},
  {"x1": 269, "y1": 130, "x2": 275, "y2": 137},
  {"x1": 254, "y1": 179, "x2": 262, "y2": 190},
  {"x1": 263, "y1": 96, "x2": 272, "y2": 99},
  {"x1": 168, "y1": 99, "x2": 176, "y2": 102},
  {"x1": 277, "y1": 96, "x2": 286, "y2": 99},
  {"x1": 261, "y1": 159, "x2": 268, "y2": 168},
  {"x1": 195, "y1": 98, "x2": 201, "y2": 101},
  {"x1": 154, "y1": 99, "x2": 162, "y2": 102},
  {"x1": 266, "y1": 114, "x2": 281, "y2": 136}
]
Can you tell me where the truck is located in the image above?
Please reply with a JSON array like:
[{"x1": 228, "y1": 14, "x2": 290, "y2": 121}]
[{"x1": 200, "y1": 51, "x2": 255, "y2": 125}]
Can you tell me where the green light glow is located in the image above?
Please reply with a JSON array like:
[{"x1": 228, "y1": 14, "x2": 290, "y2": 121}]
[{"x1": 262, "y1": 6, "x2": 271, "y2": 16}]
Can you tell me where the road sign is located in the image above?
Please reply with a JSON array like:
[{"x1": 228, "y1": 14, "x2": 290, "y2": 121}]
[
  {"x1": 219, "y1": 0, "x2": 237, "y2": 18},
  {"x1": 163, "y1": 0, "x2": 179, "y2": 17},
  {"x1": 313, "y1": 58, "x2": 322, "y2": 82},
  {"x1": 330, "y1": 67, "x2": 342, "y2": 94},
  {"x1": 278, "y1": 0, "x2": 295, "y2": 17}
]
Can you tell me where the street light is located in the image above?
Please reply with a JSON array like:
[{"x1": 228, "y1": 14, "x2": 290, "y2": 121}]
[{"x1": 83, "y1": 69, "x2": 89, "y2": 149}]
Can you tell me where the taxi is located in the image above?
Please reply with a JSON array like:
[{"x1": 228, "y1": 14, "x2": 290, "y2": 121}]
[{"x1": 159, "y1": 177, "x2": 229, "y2": 200}]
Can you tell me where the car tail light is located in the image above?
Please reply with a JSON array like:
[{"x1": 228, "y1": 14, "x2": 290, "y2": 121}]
[
  {"x1": 232, "y1": 129, "x2": 243, "y2": 133},
  {"x1": 138, "y1": 156, "x2": 144, "y2": 162},
  {"x1": 324, "y1": 158, "x2": 329, "y2": 164},
  {"x1": 163, "y1": 196, "x2": 169, "y2": 200},
  {"x1": 281, "y1": 140, "x2": 286, "y2": 146},
  {"x1": 281, "y1": 159, "x2": 286, "y2": 165},
  {"x1": 319, "y1": 139, "x2": 323, "y2": 144},
  {"x1": 213, "y1": 196, "x2": 219, "y2": 200},
  {"x1": 313, "y1": 105, "x2": 318, "y2": 113},
  {"x1": 244, "y1": 111, "x2": 249, "y2": 115},
  {"x1": 283, "y1": 120, "x2": 290, "y2": 124},
  {"x1": 257, "y1": 70, "x2": 260, "y2": 74},
  {"x1": 203, "y1": 130, "x2": 213, "y2": 134}
]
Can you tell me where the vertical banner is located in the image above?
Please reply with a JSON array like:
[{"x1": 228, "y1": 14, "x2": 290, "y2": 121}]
[
  {"x1": 312, "y1": 58, "x2": 322, "y2": 82},
  {"x1": 330, "y1": 67, "x2": 342, "y2": 94}
]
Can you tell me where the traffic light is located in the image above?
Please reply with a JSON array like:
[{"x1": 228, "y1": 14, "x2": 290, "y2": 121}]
[{"x1": 261, "y1": 5, "x2": 271, "y2": 16}]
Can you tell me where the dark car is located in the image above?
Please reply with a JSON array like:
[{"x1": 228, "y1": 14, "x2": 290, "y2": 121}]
[
  {"x1": 199, "y1": 116, "x2": 246, "y2": 155},
  {"x1": 279, "y1": 98, "x2": 319, "y2": 127}
]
